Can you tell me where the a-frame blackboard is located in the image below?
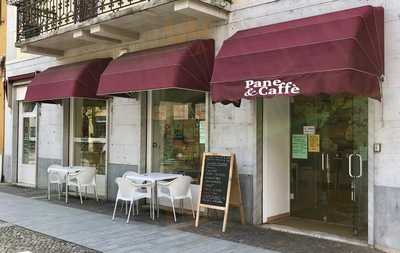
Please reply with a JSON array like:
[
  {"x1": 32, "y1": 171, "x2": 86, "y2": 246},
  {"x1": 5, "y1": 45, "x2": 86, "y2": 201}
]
[{"x1": 195, "y1": 153, "x2": 245, "y2": 232}]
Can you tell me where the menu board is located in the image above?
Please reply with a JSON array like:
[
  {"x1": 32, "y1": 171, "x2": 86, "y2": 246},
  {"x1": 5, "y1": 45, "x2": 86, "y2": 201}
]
[
  {"x1": 200, "y1": 155, "x2": 231, "y2": 207},
  {"x1": 196, "y1": 153, "x2": 245, "y2": 232}
]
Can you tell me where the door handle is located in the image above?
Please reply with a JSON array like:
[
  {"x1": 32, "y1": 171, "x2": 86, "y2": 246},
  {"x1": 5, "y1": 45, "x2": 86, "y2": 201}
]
[
  {"x1": 355, "y1": 154, "x2": 363, "y2": 178},
  {"x1": 326, "y1": 153, "x2": 331, "y2": 184},
  {"x1": 348, "y1": 154, "x2": 355, "y2": 178},
  {"x1": 321, "y1": 153, "x2": 325, "y2": 171},
  {"x1": 326, "y1": 153, "x2": 330, "y2": 170}
]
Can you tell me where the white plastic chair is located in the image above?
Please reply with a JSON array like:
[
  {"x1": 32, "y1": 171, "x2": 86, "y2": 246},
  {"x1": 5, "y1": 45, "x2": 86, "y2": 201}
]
[
  {"x1": 157, "y1": 176, "x2": 195, "y2": 222},
  {"x1": 121, "y1": 171, "x2": 145, "y2": 214},
  {"x1": 112, "y1": 177, "x2": 153, "y2": 223},
  {"x1": 66, "y1": 166, "x2": 98, "y2": 205},
  {"x1": 48, "y1": 164, "x2": 65, "y2": 200}
]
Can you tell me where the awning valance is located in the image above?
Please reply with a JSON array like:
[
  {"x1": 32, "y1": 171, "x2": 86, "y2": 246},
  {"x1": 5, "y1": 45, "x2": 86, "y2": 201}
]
[
  {"x1": 97, "y1": 39, "x2": 215, "y2": 95},
  {"x1": 211, "y1": 6, "x2": 384, "y2": 103},
  {"x1": 25, "y1": 58, "x2": 112, "y2": 102}
]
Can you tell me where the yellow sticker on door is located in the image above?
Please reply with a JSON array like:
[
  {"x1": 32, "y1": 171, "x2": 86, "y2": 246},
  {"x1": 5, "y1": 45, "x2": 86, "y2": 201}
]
[{"x1": 308, "y1": 134, "x2": 320, "y2": 153}]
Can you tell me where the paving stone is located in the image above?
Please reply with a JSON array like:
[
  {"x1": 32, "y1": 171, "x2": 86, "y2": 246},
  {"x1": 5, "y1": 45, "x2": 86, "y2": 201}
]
[{"x1": 0, "y1": 184, "x2": 384, "y2": 253}]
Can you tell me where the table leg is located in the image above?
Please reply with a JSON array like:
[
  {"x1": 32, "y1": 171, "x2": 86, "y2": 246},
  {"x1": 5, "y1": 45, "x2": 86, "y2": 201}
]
[
  {"x1": 48, "y1": 174, "x2": 50, "y2": 200},
  {"x1": 65, "y1": 175, "x2": 68, "y2": 204},
  {"x1": 152, "y1": 183, "x2": 156, "y2": 220},
  {"x1": 157, "y1": 183, "x2": 160, "y2": 219}
]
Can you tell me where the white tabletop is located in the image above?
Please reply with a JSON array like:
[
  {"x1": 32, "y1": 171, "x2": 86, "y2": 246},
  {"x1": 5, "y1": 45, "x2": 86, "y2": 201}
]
[
  {"x1": 47, "y1": 166, "x2": 80, "y2": 174},
  {"x1": 126, "y1": 172, "x2": 181, "y2": 183}
]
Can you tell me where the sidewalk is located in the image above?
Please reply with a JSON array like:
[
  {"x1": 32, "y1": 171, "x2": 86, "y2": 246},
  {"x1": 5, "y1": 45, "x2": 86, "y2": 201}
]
[
  {"x1": 0, "y1": 185, "x2": 383, "y2": 253},
  {"x1": 0, "y1": 190, "x2": 273, "y2": 253}
]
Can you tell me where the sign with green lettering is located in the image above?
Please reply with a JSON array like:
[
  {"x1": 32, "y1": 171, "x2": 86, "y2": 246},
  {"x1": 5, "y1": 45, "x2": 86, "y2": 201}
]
[{"x1": 292, "y1": 134, "x2": 308, "y2": 159}]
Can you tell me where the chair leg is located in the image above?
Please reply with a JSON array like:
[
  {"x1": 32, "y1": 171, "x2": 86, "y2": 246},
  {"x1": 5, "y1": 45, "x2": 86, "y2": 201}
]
[
  {"x1": 48, "y1": 182, "x2": 51, "y2": 200},
  {"x1": 157, "y1": 198, "x2": 160, "y2": 219},
  {"x1": 180, "y1": 199, "x2": 184, "y2": 215},
  {"x1": 170, "y1": 197, "x2": 177, "y2": 222},
  {"x1": 149, "y1": 198, "x2": 153, "y2": 219},
  {"x1": 66, "y1": 183, "x2": 69, "y2": 204},
  {"x1": 94, "y1": 186, "x2": 99, "y2": 202},
  {"x1": 112, "y1": 199, "x2": 118, "y2": 220},
  {"x1": 190, "y1": 197, "x2": 195, "y2": 218},
  {"x1": 127, "y1": 201, "x2": 134, "y2": 224},
  {"x1": 58, "y1": 184, "x2": 61, "y2": 200},
  {"x1": 125, "y1": 201, "x2": 128, "y2": 215},
  {"x1": 78, "y1": 186, "x2": 83, "y2": 205},
  {"x1": 85, "y1": 186, "x2": 88, "y2": 200},
  {"x1": 136, "y1": 201, "x2": 139, "y2": 215}
]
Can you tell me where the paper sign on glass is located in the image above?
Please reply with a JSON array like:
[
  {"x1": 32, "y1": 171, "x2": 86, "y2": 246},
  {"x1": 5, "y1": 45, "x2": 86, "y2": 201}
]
[
  {"x1": 173, "y1": 104, "x2": 189, "y2": 120},
  {"x1": 195, "y1": 103, "x2": 206, "y2": 120},
  {"x1": 303, "y1": 126, "x2": 316, "y2": 135},
  {"x1": 292, "y1": 134, "x2": 308, "y2": 159},
  {"x1": 308, "y1": 134, "x2": 320, "y2": 153},
  {"x1": 199, "y1": 121, "x2": 206, "y2": 144}
]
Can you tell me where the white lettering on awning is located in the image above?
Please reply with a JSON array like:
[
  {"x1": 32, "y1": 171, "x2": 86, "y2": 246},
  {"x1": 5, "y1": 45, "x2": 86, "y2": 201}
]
[{"x1": 244, "y1": 79, "x2": 301, "y2": 97}]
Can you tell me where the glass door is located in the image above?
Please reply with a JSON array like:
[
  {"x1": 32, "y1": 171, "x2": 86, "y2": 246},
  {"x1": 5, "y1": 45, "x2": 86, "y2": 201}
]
[
  {"x1": 18, "y1": 102, "x2": 37, "y2": 186},
  {"x1": 290, "y1": 95, "x2": 368, "y2": 238}
]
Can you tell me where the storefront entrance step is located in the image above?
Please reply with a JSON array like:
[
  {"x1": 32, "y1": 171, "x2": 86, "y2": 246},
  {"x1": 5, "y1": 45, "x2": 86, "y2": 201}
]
[{"x1": 263, "y1": 223, "x2": 367, "y2": 247}]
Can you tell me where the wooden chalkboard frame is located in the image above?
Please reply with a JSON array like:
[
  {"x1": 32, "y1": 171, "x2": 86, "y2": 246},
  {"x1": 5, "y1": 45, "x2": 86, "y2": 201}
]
[{"x1": 195, "y1": 152, "x2": 245, "y2": 232}]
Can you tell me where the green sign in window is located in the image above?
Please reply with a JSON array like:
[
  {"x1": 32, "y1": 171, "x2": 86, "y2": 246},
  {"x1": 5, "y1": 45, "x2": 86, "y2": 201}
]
[{"x1": 292, "y1": 134, "x2": 308, "y2": 159}]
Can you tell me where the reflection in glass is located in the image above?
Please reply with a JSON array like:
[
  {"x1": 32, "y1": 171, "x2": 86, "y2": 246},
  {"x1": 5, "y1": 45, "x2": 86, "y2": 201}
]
[
  {"x1": 152, "y1": 90, "x2": 206, "y2": 184},
  {"x1": 72, "y1": 99, "x2": 107, "y2": 175}
]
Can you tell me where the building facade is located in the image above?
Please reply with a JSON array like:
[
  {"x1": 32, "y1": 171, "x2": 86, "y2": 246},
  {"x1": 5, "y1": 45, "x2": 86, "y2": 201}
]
[
  {"x1": 0, "y1": 0, "x2": 6, "y2": 179},
  {"x1": 3, "y1": 0, "x2": 399, "y2": 252}
]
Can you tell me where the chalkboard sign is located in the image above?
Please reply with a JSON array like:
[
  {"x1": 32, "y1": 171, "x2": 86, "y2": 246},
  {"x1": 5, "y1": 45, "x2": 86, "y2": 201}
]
[
  {"x1": 200, "y1": 155, "x2": 231, "y2": 207},
  {"x1": 196, "y1": 153, "x2": 245, "y2": 232}
]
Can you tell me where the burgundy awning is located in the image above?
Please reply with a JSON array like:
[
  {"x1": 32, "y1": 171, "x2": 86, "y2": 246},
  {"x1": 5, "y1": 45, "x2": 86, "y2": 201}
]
[
  {"x1": 25, "y1": 58, "x2": 112, "y2": 102},
  {"x1": 97, "y1": 39, "x2": 214, "y2": 95},
  {"x1": 211, "y1": 6, "x2": 384, "y2": 103}
]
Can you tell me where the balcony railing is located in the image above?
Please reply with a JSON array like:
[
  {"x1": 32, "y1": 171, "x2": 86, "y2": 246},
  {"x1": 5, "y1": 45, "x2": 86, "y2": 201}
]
[{"x1": 11, "y1": 0, "x2": 147, "y2": 43}]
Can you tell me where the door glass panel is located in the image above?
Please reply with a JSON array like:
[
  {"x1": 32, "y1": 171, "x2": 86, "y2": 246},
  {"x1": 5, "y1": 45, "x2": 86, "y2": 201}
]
[
  {"x1": 290, "y1": 95, "x2": 368, "y2": 238},
  {"x1": 21, "y1": 103, "x2": 37, "y2": 165},
  {"x1": 72, "y1": 99, "x2": 107, "y2": 175},
  {"x1": 151, "y1": 90, "x2": 206, "y2": 184},
  {"x1": 352, "y1": 97, "x2": 368, "y2": 236}
]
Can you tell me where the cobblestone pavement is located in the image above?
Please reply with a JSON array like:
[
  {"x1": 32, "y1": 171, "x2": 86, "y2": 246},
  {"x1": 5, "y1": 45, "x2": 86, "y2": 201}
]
[{"x1": 0, "y1": 220, "x2": 99, "y2": 253}]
